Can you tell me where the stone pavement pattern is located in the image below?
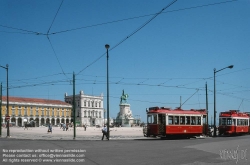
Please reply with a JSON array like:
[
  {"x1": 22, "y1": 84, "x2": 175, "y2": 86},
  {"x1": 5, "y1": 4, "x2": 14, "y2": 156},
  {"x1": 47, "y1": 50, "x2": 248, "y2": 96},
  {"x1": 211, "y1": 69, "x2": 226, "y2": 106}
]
[
  {"x1": 0, "y1": 126, "x2": 144, "y2": 140},
  {"x1": 0, "y1": 134, "x2": 249, "y2": 165}
]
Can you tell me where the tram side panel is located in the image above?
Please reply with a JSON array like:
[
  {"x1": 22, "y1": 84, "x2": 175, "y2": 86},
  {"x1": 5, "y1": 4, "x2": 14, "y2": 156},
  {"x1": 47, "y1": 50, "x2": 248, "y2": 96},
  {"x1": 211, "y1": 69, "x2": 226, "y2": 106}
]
[
  {"x1": 165, "y1": 115, "x2": 204, "y2": 137},
  {"x1": 147, "y1": 124, "x2": 159, "y2": 137},
  {"x1": 236, "y1": 118, "x2": 249, "y2": 134}
]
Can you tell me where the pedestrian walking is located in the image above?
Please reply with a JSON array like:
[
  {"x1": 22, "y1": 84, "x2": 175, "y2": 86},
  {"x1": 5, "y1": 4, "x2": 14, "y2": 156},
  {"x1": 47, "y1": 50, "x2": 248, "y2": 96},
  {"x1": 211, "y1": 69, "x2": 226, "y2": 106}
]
[
  {"x1": 66, "y1": 123, "x2": 69, "y2": 131},
  {"x1": 101, "y1": 125, "x2": 109, "y2": 140},
  {"x1": 24, "y1": 123, "x2": 28, "y2": 130},
  {"x1": 62, "y1": 123, "x2": 66, "y2": 131},
  {"x1": 47, "y1": 123, "x2": 52, "y2": 133}
]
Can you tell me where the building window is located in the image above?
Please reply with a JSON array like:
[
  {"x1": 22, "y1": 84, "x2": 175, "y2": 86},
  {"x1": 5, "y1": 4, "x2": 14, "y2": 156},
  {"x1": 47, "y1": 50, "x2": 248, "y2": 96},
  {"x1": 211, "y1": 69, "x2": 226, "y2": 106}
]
[
  {"x1": 62, "y1": 109, "x2": 64, "y2": 117},
  {"x1": 99, "y1": 102, "x2": 101, "y2": 108},
  {"x1": 41, "y1": 110, "x2": 44, "y2": 116},
  {"x1": 36, "y1": 110, "x2": 39, "y2": 116},
  {"x1": 84, "y1": 111, "x2": 86, "y2": 117},
  {"x1": 52, "y1": 110, "x2": 54, "y2": 116},
  {"x1": 12, "y1": 109, "x2": 15, "y2": 115},
  {"x1": 24, "y1": 109, "x2": 27, "y2": 115},
  {"x1": 57, "y1": 111, "x2": 59, "y2": 116},
  {"x1": 84, "y1": 101, "x2": 86, "y2": 107},
  {"x1": 18, "y1": 109, "x2": 21, "y2": 115},
  {"x1": 30, "y1": 109, "x2": 33, "y2": 115},
  {"x1": 46, "y1": 110, "x2": 49, "y2": 116},
  {"x1": 99, "y1": 112, "x2": 101, "y2": 118},
  {"x1": 12, "y1": 106, "x2": 14, "y2": 108},
  {"x1": 88, "y1": 101, "x2": 90, "y2": 107}
]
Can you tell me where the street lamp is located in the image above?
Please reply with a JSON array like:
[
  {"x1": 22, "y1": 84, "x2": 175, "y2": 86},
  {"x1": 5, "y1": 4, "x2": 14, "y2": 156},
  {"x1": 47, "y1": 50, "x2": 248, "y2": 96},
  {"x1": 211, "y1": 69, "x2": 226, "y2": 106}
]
[
  {"x1": 0, "y1": 64, "x2": 10, "y2": 137},
  {"x1": 105, "y1": 44, "x2": 110, "y2": 140},
  {"x1": 213, "y1": 65, "x2": 233, "y2": 137}
]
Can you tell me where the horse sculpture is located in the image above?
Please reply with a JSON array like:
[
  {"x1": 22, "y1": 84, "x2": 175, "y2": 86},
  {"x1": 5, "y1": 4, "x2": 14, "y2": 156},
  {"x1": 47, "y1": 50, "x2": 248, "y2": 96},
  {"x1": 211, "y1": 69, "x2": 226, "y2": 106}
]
[{"x1": 120, "y1": 90, "x2": 129, "y2": 104}]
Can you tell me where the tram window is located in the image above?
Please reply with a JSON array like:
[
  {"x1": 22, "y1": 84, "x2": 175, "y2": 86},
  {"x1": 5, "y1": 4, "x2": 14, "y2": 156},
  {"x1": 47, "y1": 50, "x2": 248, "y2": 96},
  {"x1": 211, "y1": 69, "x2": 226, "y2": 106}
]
[
  {"x1": 153, "y1": 115, "x2": 157, "y2": 124},
  {"x1": 180, "y1": 116, "x2": 185, "y2": 125},
  {"x1": 197, "y1": 117, "x2": 201, "y2": 125},
  {"x1": 243, "y1": 119, "x2": 246, "y2": 126},
  {"x1": 237, "y1": 119, "x2": 241, "y2": 126},
  {"x1": 168, "y1": 116, "x2": 173, "y2": 125},
  {"x1": 147, "y1": 115, "x2": 152, "y2": 124},
  {"x1": 191, "y1": 116, "x2": 196, "y2": 125},
  {"x1": 158, "y1": 115, "x2": 162, "y2": 124},
  {"x1": 221, "y1": 118, "x2": 226, "y2": 125},
  {"x1": 226, "y1": 118, "x2": 232, "y2": 125},
  {"x1": 147, "y1": 114, "x2": 157, "y2": 124},
  {"x1": 174, "y1": 116, "x2": 179, "y2": 125},
  {"x1": 185, "y1": 116, "x2": 190, "y2": 125},
  {"x1": 232, "y1": 119, "x2": 236, "y2": 125}
]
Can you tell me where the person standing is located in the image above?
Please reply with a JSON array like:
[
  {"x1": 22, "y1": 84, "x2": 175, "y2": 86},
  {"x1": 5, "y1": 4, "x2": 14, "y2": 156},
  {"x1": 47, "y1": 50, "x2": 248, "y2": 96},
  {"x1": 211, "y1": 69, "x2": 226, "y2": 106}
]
[
  {"x1": 101, "y1": 125, "x2": 109, "y2": 140},
  {"x1": 84, "y1": 124, "x2": 87, "y2": 131}
]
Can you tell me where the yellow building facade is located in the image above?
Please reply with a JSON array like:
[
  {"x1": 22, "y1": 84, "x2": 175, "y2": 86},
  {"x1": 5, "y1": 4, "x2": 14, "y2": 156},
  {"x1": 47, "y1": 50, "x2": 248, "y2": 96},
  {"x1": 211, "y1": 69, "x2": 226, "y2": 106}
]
[{"x1": 1, "y1": 96, "x2": 72, "y2": 127}]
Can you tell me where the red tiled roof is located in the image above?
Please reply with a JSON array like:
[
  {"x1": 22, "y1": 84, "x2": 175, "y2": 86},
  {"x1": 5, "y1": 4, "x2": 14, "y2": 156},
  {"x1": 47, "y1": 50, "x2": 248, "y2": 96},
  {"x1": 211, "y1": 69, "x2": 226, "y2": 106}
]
[{"x1": 1, "y1": 96, "x2": 71, "y2": 106}]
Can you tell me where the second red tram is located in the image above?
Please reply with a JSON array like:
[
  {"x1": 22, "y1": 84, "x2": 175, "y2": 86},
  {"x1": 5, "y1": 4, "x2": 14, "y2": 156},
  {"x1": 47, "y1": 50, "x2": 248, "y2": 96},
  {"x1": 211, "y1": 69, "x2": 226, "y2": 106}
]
[
  {"x1": 218, "y1": 110, "x2": 250, "y2": 135},
  {"x1": 145, "y1": 107, "x2": 207, "y2": 138}
]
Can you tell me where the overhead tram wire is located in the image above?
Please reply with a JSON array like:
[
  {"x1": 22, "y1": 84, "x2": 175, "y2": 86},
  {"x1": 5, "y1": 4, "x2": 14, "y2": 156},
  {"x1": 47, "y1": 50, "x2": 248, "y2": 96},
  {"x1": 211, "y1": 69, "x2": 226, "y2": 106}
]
[
  {"x1": 47, "y1": 36, "x2": 68, "y2": 78},
  {"x1": 7, "y1": 79, "x2": 71, "y2": 90},
  {"x1": 46, "y1": 0, "x2": 68, "y2": 78},
  {"x1": 76, "y1": 0, "x2": 238, "y2": 75},
  {"x1": 77, "y1": 0, "x2": 178, "y2": 75},
  {"x1": 0, "y1": 30, "x2": 35, "y2": 35},
  {"x1": 0, "y1": 24, "x2": 43, "y2": 35},
  {"x1": 49, "y1": 0, "x2": 238, "y2": 35},
  {"x1": 47, "y1": 0, "x2": 64, "y2": 34},
  {"x1": 1, "y1": 0, "x2": 238, "y2": 36}
]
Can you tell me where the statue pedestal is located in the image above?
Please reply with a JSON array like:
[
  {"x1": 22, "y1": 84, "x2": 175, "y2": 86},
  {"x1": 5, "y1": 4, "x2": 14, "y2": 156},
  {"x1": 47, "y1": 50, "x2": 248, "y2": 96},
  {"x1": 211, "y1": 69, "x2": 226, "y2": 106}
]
[{"x1": 116, "y1": 103, "x2": 134, "y2": 127}]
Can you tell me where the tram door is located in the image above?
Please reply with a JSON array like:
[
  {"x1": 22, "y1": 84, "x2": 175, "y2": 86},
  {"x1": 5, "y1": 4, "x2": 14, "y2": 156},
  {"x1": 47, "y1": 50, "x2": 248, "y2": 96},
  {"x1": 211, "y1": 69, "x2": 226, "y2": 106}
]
[{"x1": 158, "y1": 114, "x2": 166, "y2": 135}]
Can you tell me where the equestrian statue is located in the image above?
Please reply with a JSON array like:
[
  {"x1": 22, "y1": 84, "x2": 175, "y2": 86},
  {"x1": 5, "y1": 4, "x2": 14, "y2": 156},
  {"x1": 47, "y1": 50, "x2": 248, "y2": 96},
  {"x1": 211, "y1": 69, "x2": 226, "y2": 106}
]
[{"x1": 120, "y1": 89, "x2": 129, "y2": 104}]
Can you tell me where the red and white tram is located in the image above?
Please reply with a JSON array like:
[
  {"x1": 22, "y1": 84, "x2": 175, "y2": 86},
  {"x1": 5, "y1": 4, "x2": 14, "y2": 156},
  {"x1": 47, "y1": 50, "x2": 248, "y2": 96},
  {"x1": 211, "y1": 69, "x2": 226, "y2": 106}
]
[
  {"x1": 218, "y1": 110, "x2": 250, "y2": 135},
  {"x1": 145, "y1": 107, "x2": 207, "y2": 138}
]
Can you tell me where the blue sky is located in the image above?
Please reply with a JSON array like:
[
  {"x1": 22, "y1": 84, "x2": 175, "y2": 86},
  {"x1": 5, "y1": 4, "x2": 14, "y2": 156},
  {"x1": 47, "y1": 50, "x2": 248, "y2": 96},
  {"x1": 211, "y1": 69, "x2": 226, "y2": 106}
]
[{"x1": 1, "y1": 0, "x2": 249, "y2": 123}]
